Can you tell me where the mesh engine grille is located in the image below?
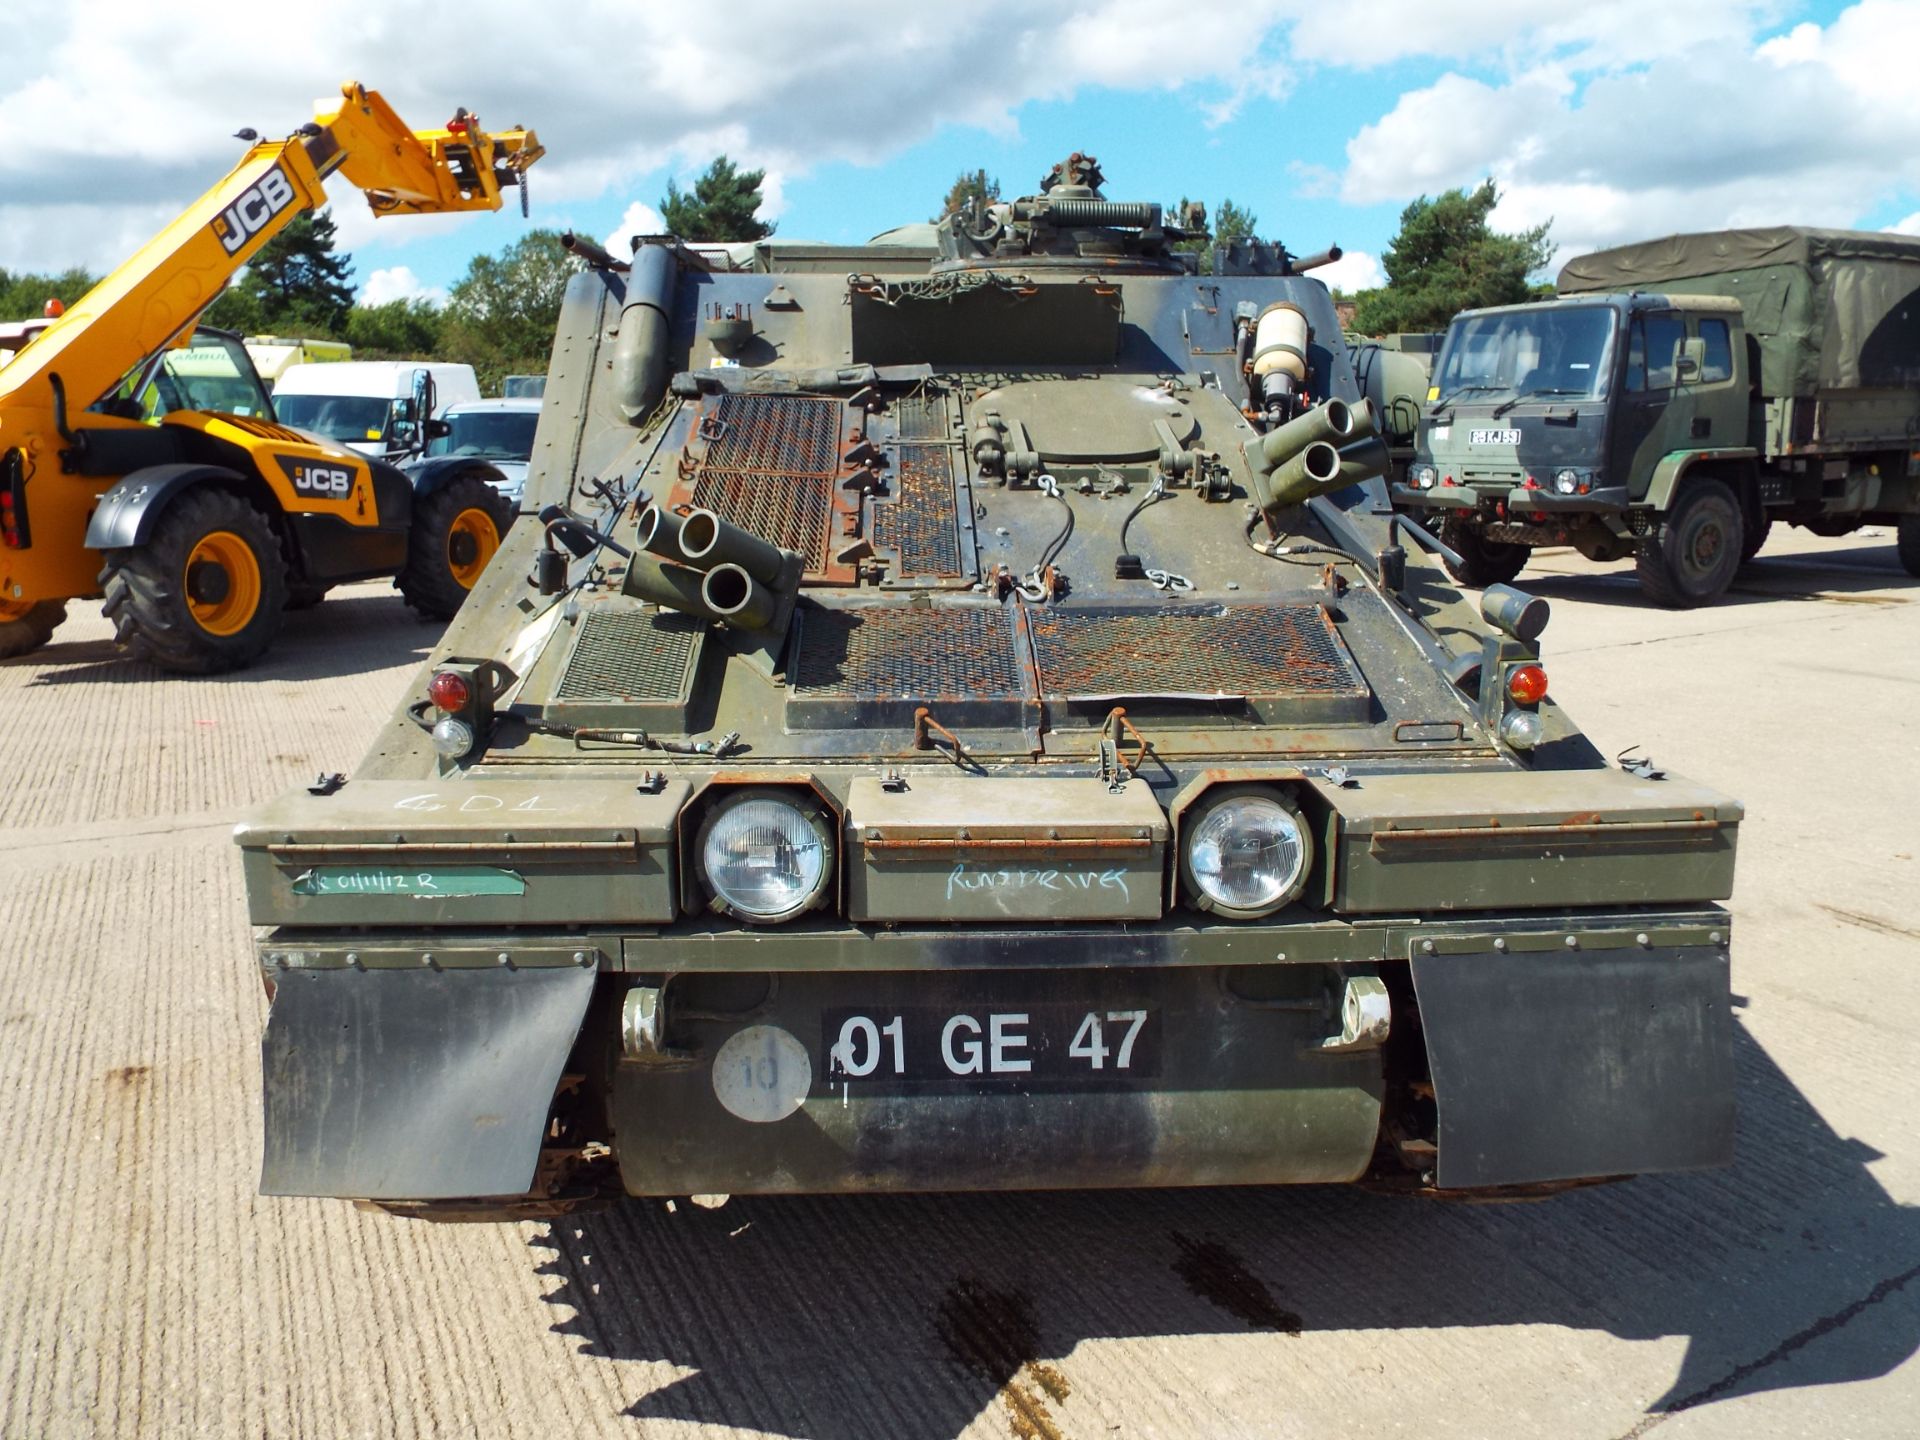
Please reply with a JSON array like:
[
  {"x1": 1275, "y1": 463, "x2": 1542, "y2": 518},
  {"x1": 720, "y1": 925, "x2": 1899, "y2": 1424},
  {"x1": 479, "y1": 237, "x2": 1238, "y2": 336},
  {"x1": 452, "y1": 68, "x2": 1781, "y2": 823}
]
[
  {"x1": 221, "y1": 415, "x2": 312, "y2": 444},
  {"x1": 891, "y1": 393, "x2": 949, "y2": 441},
  {"x1": 556, "y1": 609, "x2": 701, "y2": 700},
  {"x1": 872, "y1": 447, "x2": 963, "y2": 578},
  {"x1": 1027, "y1": 604, "x2": 1365, "y2": 699},
  {"x1": 687, "y1": 394, "x2": 844, "y2": 571},
  {"x1": 792, "y1": 607, "x2": 1021, "y2": 699}
]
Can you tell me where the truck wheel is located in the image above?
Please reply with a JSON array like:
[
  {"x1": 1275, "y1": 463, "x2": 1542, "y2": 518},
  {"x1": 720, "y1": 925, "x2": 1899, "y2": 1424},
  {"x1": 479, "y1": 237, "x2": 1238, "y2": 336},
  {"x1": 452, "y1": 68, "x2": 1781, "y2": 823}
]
[
  {"x1": 1636, "y1": 478, "x2": 1741, "y2": 608},
  {"x1": 0, "y1": 599, "x2": 67, "y2": 660},
  {"x1": 99, "y1": 489, "x2": 288, "y2": 673},
  {"x1": 1439, "y1": 518, "x2": 1530, "y2": 588},
  {"x1": 1740, "y1": 512, "x2": 1773, "y2": 564},
  {"x1": 399, "y1": 475, "x2": 511, "y2": 619},
  {"x1": 1898, "y1": 515, "x2": 1920, "y2": 578}
]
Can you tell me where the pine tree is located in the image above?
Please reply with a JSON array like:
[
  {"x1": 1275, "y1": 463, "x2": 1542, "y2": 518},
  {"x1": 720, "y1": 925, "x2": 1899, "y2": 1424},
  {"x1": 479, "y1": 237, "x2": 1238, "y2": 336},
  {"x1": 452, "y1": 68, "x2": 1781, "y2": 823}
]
[
  {"x1": 659, "y1": 157, "x2": 775, "y2": 242},
  {"x1": 1350, "y1": 182, "x2": 1553, "y2": 335},
  {"x1": 239, "y1": 210, "x2": 356, "y2": 335}
]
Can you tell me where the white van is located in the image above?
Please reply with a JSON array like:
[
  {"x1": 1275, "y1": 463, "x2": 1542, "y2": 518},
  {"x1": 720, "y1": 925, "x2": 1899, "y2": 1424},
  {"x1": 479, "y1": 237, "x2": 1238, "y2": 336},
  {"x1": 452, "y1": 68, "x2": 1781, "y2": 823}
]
[{"x1": 273, "y1": 361, "x2": 480, "y2": 457}]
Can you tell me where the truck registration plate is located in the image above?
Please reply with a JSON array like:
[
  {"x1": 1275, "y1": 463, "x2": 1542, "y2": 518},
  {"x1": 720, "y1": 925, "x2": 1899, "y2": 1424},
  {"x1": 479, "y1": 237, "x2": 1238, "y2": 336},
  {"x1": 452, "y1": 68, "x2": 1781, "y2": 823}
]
[
  {"x1": 821, "y1": 1004, "x2": 1161, "y2": 1085},
  {"x1": 1469, "y1": 428, "x2": 1521, "y2": 445}
]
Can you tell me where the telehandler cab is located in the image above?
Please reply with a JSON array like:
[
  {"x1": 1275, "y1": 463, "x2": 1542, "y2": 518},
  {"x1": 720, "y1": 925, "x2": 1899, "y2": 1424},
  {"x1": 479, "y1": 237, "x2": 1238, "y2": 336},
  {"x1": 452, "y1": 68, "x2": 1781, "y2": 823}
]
[{"x1": 0, "y1": 83, "x2": 543, "y2": 671}]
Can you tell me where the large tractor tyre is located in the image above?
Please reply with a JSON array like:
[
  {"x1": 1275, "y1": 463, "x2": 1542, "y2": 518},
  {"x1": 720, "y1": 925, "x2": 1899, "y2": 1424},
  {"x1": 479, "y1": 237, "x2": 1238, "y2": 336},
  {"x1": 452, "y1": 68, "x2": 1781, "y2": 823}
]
[
  {"x1": 1636, "y1": 477, "x2": 1742, "y2": 609},
  {"x1": 1740, "y1": 511, "x2": 1773, "y2": 564},
  {"x1": 0, "y1": 599, "x2": 67, "y2": 660},
  {"x1": 1438, "y1": 518, "x2": 1531, "y2": 588},
  {"x1": 1898, "y1": 515, "x2": 1920, "y2": 579},
  {"x1": 399, "y1": 476, "x2": 512, "y2": 620},
  {"x1": 99, "y1": 489, "x2": 288, "y2": 674}
]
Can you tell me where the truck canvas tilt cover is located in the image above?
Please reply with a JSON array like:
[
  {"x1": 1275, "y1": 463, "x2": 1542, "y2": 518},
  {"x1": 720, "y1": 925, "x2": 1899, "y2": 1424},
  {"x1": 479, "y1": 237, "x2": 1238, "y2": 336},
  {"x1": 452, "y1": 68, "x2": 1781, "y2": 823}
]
[
  {"x1": 1399, "y1": 226, "x2": 1920, "y2": 605},
  {"x1": 238, "y1": 156, "x2": 1740, "y2": 1216}
]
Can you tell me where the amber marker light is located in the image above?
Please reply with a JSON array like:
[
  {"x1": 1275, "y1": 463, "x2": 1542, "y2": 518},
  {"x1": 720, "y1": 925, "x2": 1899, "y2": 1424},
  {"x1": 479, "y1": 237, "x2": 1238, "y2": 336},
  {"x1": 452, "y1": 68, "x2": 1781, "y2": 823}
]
[
  {"x1": 428, "y1": 670, "x2": 472, "y2": 712},
  {"x1": 1507, "y1": 664, "x2": 1549, "y2": 705}
]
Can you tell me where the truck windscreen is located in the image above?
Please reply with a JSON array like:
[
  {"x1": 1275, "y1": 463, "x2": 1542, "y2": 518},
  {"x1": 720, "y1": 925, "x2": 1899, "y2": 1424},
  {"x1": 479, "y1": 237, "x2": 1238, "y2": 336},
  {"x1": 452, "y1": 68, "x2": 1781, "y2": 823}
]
[
  {"x1": 1437, "y1": 305, "x2": 1617, "y2": 404},
  {"x1": 275, "y1": 394, "x2": 392, "y2": 444}
]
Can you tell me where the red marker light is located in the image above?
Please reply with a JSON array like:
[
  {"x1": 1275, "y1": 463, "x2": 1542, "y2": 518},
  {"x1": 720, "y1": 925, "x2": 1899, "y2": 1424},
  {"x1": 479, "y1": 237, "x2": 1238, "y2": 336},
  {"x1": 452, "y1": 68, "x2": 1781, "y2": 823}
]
[
  {"x1": 43, "y1": 298, "x2": 64, "y2": 318},
  {"x1": 1507, "y1": 664, "x2": 1549, "y2": 705},
  {"x1": 428, "y1": 670, "x2": 472, "y2": 712}
]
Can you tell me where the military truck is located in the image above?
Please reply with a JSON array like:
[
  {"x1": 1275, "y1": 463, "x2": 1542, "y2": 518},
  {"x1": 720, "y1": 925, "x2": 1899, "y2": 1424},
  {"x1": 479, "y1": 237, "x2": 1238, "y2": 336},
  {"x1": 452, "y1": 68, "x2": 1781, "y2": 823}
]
[
  {"x1": 237, "y1": 155, "x2": 1739, "y2": 1216},
  {"x1": 1398, "y1": 227, "x2": 1920, "y2": 605},
  {"x1": 1349, "y1": 332, "x2": 1440, "y2": 485}
]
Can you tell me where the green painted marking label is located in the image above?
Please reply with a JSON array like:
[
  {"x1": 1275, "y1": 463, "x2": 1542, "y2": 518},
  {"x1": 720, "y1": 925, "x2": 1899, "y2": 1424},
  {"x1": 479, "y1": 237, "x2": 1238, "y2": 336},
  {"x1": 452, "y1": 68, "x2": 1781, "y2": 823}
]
[{"x1": 292, "y1": 866, "x2": 525, "y2": 898}]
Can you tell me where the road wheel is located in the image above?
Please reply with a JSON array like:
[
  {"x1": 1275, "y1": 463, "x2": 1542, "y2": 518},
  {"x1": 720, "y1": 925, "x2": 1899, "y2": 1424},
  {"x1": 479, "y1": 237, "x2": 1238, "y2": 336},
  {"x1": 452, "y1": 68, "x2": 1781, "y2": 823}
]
[
  {"x1": 1740, "y1": 510, "x2": 1773, "y2": 564},
  {"x1": 399, "y1": 475, "x2": 511, "y2": 619},
  {"x1": 1899, "y1": 515, "x2": 1920, "y2": 578},
  {"x1": 1636, "y1": 477, "x2": 1741, "y2": 608},
  {"x1": 0, "y1": 598, "x2": 66, "y2": 659},
  {"x1": 1438, "y1": 517, "x2": 1531, "y2": 588},
  {"x1": 99, "y1": 489, "x2": 287, "y2": 673}
]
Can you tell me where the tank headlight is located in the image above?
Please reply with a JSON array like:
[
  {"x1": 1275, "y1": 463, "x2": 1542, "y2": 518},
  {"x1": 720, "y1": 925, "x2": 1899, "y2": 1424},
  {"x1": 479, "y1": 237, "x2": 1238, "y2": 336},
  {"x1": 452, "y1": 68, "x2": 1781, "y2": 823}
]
[
  {"x1": 1182, "y1": 791, "x2": 1311, "y2": 919},
  {"x1": 1554, "y1": 468, "x2": 1580, "y2": 495},
  {"x1": 698, "y1": 791, "x2": 833, "y2": 924},
  {"x1": 430, "y1": 717, "x2": 475, "y2": 757},
  {"x1": 1409, "y1": 464, "x2": 1438, "y2": 489}
]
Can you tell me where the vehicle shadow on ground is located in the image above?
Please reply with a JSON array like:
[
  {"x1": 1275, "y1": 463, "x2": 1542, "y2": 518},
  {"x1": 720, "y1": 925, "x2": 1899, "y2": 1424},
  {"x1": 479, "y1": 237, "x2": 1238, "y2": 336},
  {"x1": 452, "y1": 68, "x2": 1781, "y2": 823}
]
[
  {"x1": 530, "y1": 1023, "x2": 1920, "y2": 1439},
  {"x1": 6, "y1": 592, "x2": 437, "y2": 685},
  {"x1": 1519, "y1": 543, "x2": 1917, "y2": 611}
]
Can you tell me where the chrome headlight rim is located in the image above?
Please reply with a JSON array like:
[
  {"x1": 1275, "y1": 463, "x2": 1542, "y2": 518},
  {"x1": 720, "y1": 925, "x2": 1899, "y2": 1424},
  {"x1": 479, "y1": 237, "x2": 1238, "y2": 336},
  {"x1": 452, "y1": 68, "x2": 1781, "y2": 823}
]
[
  {"x1": 1180, "y1": 784, "x2": 1313, "y2": 921},
  {"x1": 693, "y1": 786, "x2": 836, "y2": 925}
]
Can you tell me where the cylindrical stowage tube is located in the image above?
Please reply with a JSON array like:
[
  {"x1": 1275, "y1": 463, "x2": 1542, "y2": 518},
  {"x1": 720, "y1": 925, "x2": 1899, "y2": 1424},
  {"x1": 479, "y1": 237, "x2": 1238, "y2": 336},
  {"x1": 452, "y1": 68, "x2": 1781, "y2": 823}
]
[
  {"x1": 1244, "y1": 398, "x2": 1354, "y2": 474},
  {"x1": 1263, "y1": 441, "x2": 1343, "y2": 511},
  {"x1": 611, "y1": 242, "x2": 677, "y2": 422},
  {"x1": 701, "y1": 563, "x2": 778, "y2": 631},
  {"x1": 560, "y1": 231, "x2": 623, "y2": 271},
  {"x1": 1288, "y1": 245, "x2": 1344, "y2": 273},
  {"x1": 621, "y1": 552, "x2": 724, "y2": 622},
  {"x1": 636, "y1": 504, "x2": 688, "y2": 561},
  {"x1": 1335, "y1": 434, "x2": 1392, "y2": 487},
  {"x1": 677, "y1": 508, "x2": 786, "y2": 584},
  {"x1": 1251, "y1": 303, "x2": 1309, "y2": 394},
  {"x1": 1481, "y1": 583, "x2": 1551, "y2": 643}
]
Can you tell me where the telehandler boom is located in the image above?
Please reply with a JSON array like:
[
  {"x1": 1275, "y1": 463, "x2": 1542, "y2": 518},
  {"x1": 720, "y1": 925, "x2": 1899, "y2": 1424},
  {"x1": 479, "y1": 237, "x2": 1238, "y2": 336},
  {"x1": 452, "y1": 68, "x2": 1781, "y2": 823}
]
[{"x1": 0, "y1": 83, "x2": 543, "y2": 670}]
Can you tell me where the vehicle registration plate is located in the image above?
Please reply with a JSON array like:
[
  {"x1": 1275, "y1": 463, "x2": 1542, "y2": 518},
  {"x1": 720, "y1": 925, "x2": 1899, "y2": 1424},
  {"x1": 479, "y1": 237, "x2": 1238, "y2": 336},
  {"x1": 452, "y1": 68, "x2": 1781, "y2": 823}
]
[
  {"x1": 822, "y1": 1003, "x2": 1161, "y2": 1085},
  {"x1": 1469, "y1": 428, "x2": 1521, "y2": 445}
]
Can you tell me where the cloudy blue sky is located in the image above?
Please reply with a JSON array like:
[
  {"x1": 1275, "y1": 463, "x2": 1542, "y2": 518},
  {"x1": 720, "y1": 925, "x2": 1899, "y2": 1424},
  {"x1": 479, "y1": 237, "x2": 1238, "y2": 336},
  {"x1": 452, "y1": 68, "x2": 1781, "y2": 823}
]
[{"x1": 5, "y1": 0, "x2": 1915, "y2": 308}]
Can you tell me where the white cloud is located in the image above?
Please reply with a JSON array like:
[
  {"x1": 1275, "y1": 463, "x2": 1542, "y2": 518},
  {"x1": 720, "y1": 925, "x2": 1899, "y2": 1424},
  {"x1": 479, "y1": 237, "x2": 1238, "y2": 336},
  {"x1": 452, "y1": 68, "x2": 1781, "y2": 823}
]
[
  {"x1": 358, "y1": 265, "x2": 447, "y2": 308},
  {"x1": 1340, "y1": 0, "x2": 1920, "y2": 263},
  {"x1": 1313, "y1": 250, "x2": 1386, "y2": 293},
  {"x1": 601, "y1": 201, "x2": 668, "y2": 258},
  {"x1": 1890, "y1": 212, "x2": 1920, "y2": 236},
  {"x1": 0, "y1": 0, "x2": 1305, "y2": 273}
]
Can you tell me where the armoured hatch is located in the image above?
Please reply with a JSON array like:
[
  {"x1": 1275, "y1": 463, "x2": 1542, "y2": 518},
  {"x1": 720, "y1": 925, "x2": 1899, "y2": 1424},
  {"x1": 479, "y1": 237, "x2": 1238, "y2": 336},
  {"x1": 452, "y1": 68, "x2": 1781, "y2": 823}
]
[{"x1": 973, "y1": 378, "x2": 1200, "y2": 462}]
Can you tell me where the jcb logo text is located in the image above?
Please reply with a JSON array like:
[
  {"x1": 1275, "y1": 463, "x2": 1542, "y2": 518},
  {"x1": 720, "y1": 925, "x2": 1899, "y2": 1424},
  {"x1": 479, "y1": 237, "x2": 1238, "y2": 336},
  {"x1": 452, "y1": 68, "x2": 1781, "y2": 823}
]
[
  {"x1": 290, "y1": 464, "x2": 353, "y2": 498},
  {"x1": 212, "y1": 166, "x2": 297, "y2": 255}
]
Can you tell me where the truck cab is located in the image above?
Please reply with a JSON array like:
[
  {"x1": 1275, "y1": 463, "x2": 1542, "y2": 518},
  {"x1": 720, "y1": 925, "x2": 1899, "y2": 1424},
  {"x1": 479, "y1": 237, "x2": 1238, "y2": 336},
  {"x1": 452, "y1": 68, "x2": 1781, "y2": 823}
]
[{"x1": 1400, "y1": 293, "x2": 1757, "y2": 603}]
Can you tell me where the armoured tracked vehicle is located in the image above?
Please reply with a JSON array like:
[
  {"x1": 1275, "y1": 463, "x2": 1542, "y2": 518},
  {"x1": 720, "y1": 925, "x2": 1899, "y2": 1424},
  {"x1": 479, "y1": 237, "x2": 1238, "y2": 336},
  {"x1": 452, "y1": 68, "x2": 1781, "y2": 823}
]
[{"x1": 238, "y1": 155, "x2": 1739, "y2": 1215}]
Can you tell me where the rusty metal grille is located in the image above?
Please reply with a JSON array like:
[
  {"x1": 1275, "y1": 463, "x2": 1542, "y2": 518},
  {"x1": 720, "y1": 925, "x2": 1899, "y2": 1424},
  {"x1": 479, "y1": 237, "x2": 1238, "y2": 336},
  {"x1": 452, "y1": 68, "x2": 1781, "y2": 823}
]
[
  {"x1": 891, "y1": 392, "x2": 949, "y2": 441},
  {"x1": 700, "y1": 394, "x2": 843, "y2": 474},
  {"x1": 683, "y1": 394, "x2": 846, "y2": 573},
  {"x1": 690, "y1": 470, "x2": 834, "y2": 569},
  {"x1": 556, "y1": 609, "x2": 702, "y2": 701},
  {"x1": 872, "y1": 447, "x2": 963, "y2": 578},
  {"x1": 1027, "y1": 604, "x2": 1366, "y2": 699},
  {"x1": 792, "y1": 606, "x2": 1021, "y2": 700}
]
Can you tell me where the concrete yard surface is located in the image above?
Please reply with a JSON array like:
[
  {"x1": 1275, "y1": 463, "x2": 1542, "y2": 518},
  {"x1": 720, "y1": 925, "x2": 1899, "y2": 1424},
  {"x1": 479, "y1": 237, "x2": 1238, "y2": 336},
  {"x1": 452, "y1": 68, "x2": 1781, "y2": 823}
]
[{"x1": 0, "y1": 530, "x2": 1915, "y2": 1439}]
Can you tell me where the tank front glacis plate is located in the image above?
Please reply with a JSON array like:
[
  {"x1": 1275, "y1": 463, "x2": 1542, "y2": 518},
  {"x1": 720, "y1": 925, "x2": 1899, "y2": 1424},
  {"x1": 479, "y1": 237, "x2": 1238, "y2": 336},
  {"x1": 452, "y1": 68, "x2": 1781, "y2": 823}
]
[{"x1": 241, "y1": 173, "x2": 1742, "y2": 1207}]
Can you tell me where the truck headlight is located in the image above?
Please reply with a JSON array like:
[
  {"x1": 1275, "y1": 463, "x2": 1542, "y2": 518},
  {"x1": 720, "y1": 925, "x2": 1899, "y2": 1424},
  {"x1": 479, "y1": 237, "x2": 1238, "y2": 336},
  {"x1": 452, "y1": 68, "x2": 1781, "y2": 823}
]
[
  {"x1": 1182, "y1": 790, "x2": 1311, "y2": 919},
  {"x1": 1553, "y1": 468, "x2": 1586, "y2": 495},
  {"x1": 697, "y1": 791, "x2": 833, "y2": 923},
  {"x1": 1409, "y1": 464, "x2": 1437, "y2": 489}
]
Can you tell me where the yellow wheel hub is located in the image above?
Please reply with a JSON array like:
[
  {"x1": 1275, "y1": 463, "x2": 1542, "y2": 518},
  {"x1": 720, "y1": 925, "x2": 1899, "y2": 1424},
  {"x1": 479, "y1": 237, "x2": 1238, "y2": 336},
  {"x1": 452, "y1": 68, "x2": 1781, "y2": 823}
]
[
  {"x1": 0, "y1": 598, "x2": 31, "y2": 624},
  {"x1": 183, "y1": 530, "x2": 263, "y2": 637},
  {"x1": 446, "y1": 508, "x2": 501, "y2": 588}
]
